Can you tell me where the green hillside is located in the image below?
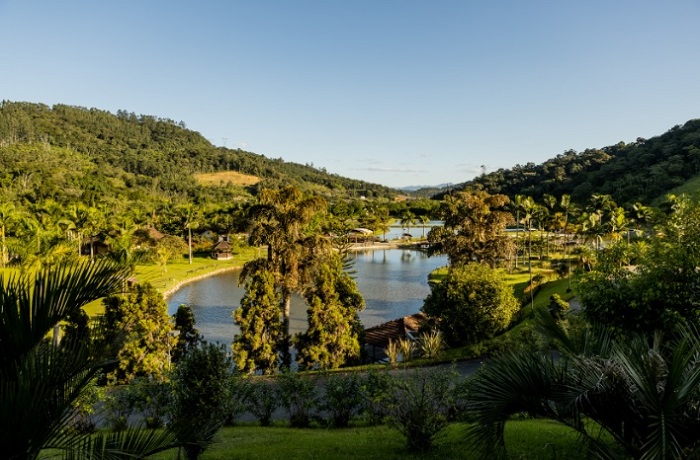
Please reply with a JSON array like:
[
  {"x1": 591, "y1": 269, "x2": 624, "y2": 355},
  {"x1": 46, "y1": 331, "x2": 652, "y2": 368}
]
[
  {"x1": 0, "y1": 101, "x2": 398, "y2": 208},
  {"x1": 433, "y1": 118, "x2": 700, "y2": 206}
]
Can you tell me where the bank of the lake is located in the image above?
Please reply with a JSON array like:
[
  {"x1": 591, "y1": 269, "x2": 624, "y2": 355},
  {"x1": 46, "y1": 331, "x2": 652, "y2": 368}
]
[{"x1": 166, "y1": 249, "x2": 449, "y2": 345}]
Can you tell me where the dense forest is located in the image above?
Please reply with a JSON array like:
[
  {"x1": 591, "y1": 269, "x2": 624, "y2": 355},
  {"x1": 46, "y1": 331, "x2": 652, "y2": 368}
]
[
  {"x1": 0, "y1": 101, "x2": 398, "y2": 209},
  {"x1": 430, "y1": 118, "x2": 700, "y2": 206}
]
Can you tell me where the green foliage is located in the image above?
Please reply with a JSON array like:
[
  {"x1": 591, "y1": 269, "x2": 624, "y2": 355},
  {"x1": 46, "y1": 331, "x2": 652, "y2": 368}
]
[
  {"x1": 359, "y1": 370, "x2": 394, "y2": 426},
  {"x1": 169, "y1": 342, "x2": 232, "y2": 460},
  {"x1": 322, "y1": 373, "x2": 363, "y2": 428},
  {"x1": 172, "y1": 304, "x2": 201, "y2": 363},
  {"x1": 547, "y1": 294, "x2": 569, "y2": 321},
  {"x1": 276, "y1": 371, "x2": 319, "y2": 428},
  {"x1": 232, "y1": 270, "x2": 283, "y2": 375},
  {"x1": 295, "y1": 255, "x2": 364, "y2": 370},
  {"x1": 385, "y1": 340, "x2": 400, "y2": 366},
  {"x1": 0, "y1": 259, "x2": 180, "y2": 459},
  {"x1": 398, "y1": 337, "x2": 414, "y2": 363},
  {"x1": 418, "y1": 330, "x2": 444, "y2": 359},
  {"x1": 242, "y1": 186, "x2": 332, "y2": 369},
  {"x1": 103, "y1": 282, "x2": 175, "y2": 383},
  {"x1": 68, "y1": 375, "x2": 104, "y2": 434},
  {"x1": 422, "y1": 263, "x2": 519, "y2": 347},
  {"x1": 131, "y1": 377, "x2": 172, "y2": 429},
  {"x1": 467, "y1": 313, "x2": 700, "y2": 459},
  {"x1": 242, "y1": 378, "x2": 278, "y2": 427},
  {"x1": 579, "y1": 197, "x2": 700, "y2": 333},
  {"x1": 450, "y1": 119, "x2": 700, "y2": 207},
  {"x1": 222, "y1": 374, "x2": 250, "y2": 426},
  {"x1": 386, "y1": 367, "x2": 462, "y2": 452},
  {"x1": 428, "y1": 190, "x2": 513, "y2": 267}
]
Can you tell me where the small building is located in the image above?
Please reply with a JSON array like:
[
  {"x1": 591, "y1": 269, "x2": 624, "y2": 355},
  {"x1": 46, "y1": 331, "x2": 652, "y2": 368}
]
[
  {"x1": 211, "y1": 236, "x2": 233, "y2": 260},
  {"x1": 347, "y1": 228, "x2": 377, "y2": 244},
  {"x1": 363, "y1": 312, "x2": 428, "y2": 363}
]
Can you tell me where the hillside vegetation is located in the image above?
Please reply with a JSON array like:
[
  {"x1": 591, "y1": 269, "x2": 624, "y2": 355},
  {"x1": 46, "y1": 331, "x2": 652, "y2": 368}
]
[
  {"x1": 0, "y1": 101, "x2": 398, "y2": 208},
  {"x1": 433, "y1": 118, "x2": 700, "y2": 206}
]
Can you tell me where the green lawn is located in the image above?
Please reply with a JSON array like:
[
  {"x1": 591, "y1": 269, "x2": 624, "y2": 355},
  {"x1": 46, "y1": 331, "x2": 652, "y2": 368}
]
[{"x1": 146, "y1": 420, "x2": 597, "y2": 460}]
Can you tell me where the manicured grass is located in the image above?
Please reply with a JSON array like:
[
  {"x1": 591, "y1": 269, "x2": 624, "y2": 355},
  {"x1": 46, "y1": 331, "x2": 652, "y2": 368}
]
[{"x1": 147, "y1": 420, "x2": 594, "y2": 459}]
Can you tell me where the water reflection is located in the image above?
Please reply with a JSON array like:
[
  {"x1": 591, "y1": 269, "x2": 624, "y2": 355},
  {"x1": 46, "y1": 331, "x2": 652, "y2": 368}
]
[{"x1": 167, "y1": 249, "x2": 448, "y2": 346}]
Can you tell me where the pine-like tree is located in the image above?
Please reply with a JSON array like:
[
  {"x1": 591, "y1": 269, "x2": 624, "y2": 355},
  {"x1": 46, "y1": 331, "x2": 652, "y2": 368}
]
[
  {"x1": 103, "y1": 282, "x2": 175, "y2": 383},
  {"x1": 232, "y1": 270, "x2": 282, "y2": 374},
  {"x1": 295, "y1": 255, "x2": 365, "y2": 370},
  {"x1": 172, "y1": 304, "x2": 201, "y2": 363}
]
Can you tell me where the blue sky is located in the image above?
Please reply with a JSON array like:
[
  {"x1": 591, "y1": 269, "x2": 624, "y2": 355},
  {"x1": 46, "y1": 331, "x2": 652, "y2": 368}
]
[{"x1": 2, "y1": 1, "x2": 699, "y2": 188}]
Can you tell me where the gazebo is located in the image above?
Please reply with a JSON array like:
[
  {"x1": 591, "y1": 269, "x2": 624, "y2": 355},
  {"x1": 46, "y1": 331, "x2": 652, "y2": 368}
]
[{"x1": 211, "y1": 237, "x2": 233, "y2": 260}]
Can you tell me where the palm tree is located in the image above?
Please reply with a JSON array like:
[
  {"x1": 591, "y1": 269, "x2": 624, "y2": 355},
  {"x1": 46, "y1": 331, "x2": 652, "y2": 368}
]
[
  {"x1": 0, "y1": 202, "x2": 19, "y2": 268},
  {"x1": 419, "y1": 214, "x2": 430, "y2": 238},
  {"x1": 467, "y1": 312, "x2": 700, "y2": 459},
  {"x1": 400, "y1": 211, "x2": 416, "y2": 236},
  {"x1": 175, "y1": 203, "x2": 203, "y2": 265},
  {"x1": 0, "y1": 260, "x2": 182, "y2": 459},
  {"x1": 242, "y1": 186, "x2": 332, "y2": 369}
]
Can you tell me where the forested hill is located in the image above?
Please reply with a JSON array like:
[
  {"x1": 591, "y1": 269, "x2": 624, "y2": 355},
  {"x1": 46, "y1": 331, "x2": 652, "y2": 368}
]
[
  {"x1": 431, "y1": 118, "x2": 700, "y2": 205},
  {"x1": 0, "y1": 101, "x2": 397, "y2": 206}
]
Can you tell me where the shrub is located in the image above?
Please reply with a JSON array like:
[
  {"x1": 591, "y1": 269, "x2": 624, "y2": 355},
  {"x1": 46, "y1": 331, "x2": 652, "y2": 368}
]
[
  {"x1": 243, "y1": 378, "x2": 278, "y2": 427},
  {"x1": 359, "y1": 370, "x2": 395, "y2": 426},
  {"x1": 131, "y1": 377, "x2": 171, "y2": 429},
  {"x1": 276, "y1": 371, "x2": 318, "y2": 428},
  {"x1": 422, "y1": 263, "x2": 519, "y2": 347},
  {"x1": 398, "y1": 338, "x2": 414, "y2": 363},
  {"x1": 323, "y1": 373, "x2": 363, "y2": 428},
  {"x1": 104, "y1": 385, "x2": 138, "y2": 432},
  {"x1": 169, "y1": 343, "x2": 231, "y2": 460},
  {"x1": 69, "y1": 375, "x2": 104, "y2": 434},
  {"x1": 418, "y1": 330, "x2": 444, "y2": 359},
  {"x1": 386, "y1": 367, "x2": 461, "y2": 452},
  {"x1": 223, "y1": 374, "x2": 250, "y2": 426},
  {"x1": 385, "y1": 340, "x2": 399, "y2": 366}
]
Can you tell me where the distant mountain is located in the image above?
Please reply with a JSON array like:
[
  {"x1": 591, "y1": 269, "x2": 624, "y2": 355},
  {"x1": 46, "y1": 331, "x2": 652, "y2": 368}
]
[{"x1": 399, "y1": 183, "x2": 454, "y2": 192}]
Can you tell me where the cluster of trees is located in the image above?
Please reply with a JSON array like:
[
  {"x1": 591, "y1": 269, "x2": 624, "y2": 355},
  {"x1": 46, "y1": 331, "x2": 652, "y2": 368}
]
[
  {"x1": 420, "y1": 188, "x2": 660, "y2": 351},
  {"x1": 460, "y1": 195, "x2": 700, "y2": 458},
  {"x1": 233, "y1": 187, "x2": 365, "y2": 373}
]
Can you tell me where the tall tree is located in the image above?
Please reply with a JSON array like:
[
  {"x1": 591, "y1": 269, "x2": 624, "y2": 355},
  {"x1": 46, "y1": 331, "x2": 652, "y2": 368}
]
[
  {"x1": 103, "y1": 282, "x2": 175, "y2": 383},
  {"x1": 0, "y1": 202, "x2": 19, "y2": 267},
  {"x1": 172, "y1": 304, "x2": 201, "y2": 363},
  {"x1": 241, "y1": 186, "x2": 331, "y2": 368},
  {"x1": 427, "y1": 191, "x2": 513, "y2": 268},
  {"x1": 232, "y1": 270, "x2": 282, "y2": 375},
  {"x1": 400, "y1": 210, "x2": 416, "y2": 235},
  {"x1": 295, "y1": 254, "x2": 365, "y2": 370}
]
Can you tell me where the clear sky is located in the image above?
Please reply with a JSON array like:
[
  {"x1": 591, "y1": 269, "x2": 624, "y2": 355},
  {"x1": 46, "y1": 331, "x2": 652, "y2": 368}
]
[{"x1": 1, "y1": 1, "x2": 699, "y2": 188}]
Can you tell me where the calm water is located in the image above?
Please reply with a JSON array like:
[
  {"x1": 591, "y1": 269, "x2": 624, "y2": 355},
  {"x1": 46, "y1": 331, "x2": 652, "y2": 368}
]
[{"x1": 167, "y1": 249, "x2": 448, "y2": 346}]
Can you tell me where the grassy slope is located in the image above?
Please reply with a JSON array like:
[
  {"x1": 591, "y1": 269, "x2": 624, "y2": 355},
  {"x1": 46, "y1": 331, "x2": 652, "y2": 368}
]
[
  {"x1": 651, "y1": 172, "x2": 700, "y2": 205},
  {"x1": 194, "y1": 170, "x2": 261, "y2": 186}
]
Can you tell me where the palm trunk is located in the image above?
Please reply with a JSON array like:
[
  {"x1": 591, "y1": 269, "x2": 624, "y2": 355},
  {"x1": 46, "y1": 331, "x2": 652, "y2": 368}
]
[
  {"x1": 281, "y1": 292, "x2": 292, "y2": 369},
  {"x1": 188, "y1": 226, "x2": 193, "y2": 264}
]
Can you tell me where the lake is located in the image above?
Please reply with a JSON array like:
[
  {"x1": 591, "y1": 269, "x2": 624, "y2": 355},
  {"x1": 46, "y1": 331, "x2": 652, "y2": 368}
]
[{"x1": 167, "y1": 249, "x2": 448, "y2": 346}]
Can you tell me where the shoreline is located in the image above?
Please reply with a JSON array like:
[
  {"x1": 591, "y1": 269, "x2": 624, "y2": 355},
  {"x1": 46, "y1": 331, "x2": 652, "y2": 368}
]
[
  {"x1": 161, "y1": 265, "x2": 243, "y2": 300},
  {"x1": 162, "y1": 243, "x2": 431, "y2": 299}
]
